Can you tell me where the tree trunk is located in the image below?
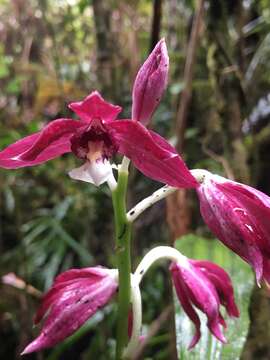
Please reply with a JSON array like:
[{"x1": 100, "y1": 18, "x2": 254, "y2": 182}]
[
  {"x1": 92, "y1": 0, "x2": 114, "y2": 98},
  {"x1": 165, "y1": 2, "x2": 205, "y2": 359},
  {"x1": 149, "y1": 0, "x2": 163, "y2": 52}
]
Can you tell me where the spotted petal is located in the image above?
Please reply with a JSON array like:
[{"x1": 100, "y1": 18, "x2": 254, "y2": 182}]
[{"x1": 22, "y1": 267, "x2": 118, "y2": 354}]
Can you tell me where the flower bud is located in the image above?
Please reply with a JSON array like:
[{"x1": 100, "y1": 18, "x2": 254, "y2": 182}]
[{"x1": 132, "y1": 39, "x2": 169, "y2": 126}]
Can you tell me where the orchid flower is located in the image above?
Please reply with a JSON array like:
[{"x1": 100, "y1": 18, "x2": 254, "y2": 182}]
[
  {"x1": 0, "y1": 40, "x2": 197, "y2": 189},
  {"x1": 170, "y1": 259, "x2": 239, "y2": 349},
  {"x1": 21, "y1": 267, "x2": 118, "y2": 354},
  {"x1": 192, "y1": 169, "x2": 270, "y2": 285},
  {"x1": 134, "y1": 246, "x2": 239, "y2": 351}
]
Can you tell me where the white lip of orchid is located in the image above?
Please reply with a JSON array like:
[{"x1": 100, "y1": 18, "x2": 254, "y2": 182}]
[{"x1": 68, "y1": 158, "x2": 115, "y2": 188}]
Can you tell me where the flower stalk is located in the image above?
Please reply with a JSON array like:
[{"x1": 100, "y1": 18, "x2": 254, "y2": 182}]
[
  {"x1": 127, "y1": 185, "x2": 177, "y2": 222},
  {"x1": 112, "y1": 157, "x2": 132, "y2": 359},
  {"x1": 134, "y1": 246, "x2": 188, "y2": 284},
  {"x1": 124, "y1": 275, "x2": 142, "y2": 358}
]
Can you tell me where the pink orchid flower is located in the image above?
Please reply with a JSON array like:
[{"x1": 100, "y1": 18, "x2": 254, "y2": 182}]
[
  {"x1": 21, "y1": 267, "x2": 118, "y2": 354},
  {"x1": 0, "y1": 40, "x2": 197, "y2": 189},
  {"x1": 194, "y1": 169, "x2": 270, "y2": 285},
  {"x1": 170, "y1": 258, "x2": 239, "y2": 349}
]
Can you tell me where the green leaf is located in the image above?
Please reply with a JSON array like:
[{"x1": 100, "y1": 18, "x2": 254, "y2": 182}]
[
  {"x1": 174, "y1": 234, "x2": 254, "y2": 360},
  {"x1": 51, "y1": 220, "x2": 92, "y2": 265},
  {"x1": 0, "y1": 62, "x2": 10, "y2": 79}
]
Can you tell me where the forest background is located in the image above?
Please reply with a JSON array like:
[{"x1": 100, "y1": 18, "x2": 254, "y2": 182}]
[{"x1": 1, "y1": 0, "x2": 270, "y2": 359}]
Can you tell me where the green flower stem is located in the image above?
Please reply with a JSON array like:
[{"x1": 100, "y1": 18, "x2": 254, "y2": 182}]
[{"x1": 112, "y1": 161, "x2": 132, "y2": 360}]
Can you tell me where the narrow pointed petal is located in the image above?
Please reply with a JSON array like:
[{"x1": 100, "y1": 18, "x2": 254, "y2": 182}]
[
  {"x1": 132, "y1": 39, "x2": 169, "y2": 125},
  {"x1": 69, "y1": 91, "x2": 122, "y2": 123},
  {"x1": 69, "y1": 159, "x2": 113, "y2": 186},
  {"x1": 22, "y1": 267, "x2": 118, "y2": 354},
  {"x1": 110, "y1": 120, "x2": 197, "y2": 188},
  {"x1": 179, "y1": 264, "x2": 223, "y2": 331},
  {"x1": 170, "y1": 260, "x2": 230, "y2": 348},
  {"x1": 170, "y1": 263, "x2": 201, "y2": 349},
  {"x1": 192, "y1": 260, "x2": 239, "y2": 317},
  {"x1": 208, "y1": 320, "x2": 227, "y2": 344},
  {"x1": 0, "y1": 119, "x2": 85, "y2": 169}
]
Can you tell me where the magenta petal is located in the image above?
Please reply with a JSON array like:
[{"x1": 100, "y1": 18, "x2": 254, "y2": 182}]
[
  {"x1": 197, "y1": 184, "x2": 252, "y2": 260},
  {"x1": 22, "y1": 267, "x2": 118, "y2": 354},
  {"x1": 196, "y1": 172, "x2": 270, "y2": 284},
  {"x1": 208, "y1": 320, "x2": 227, "y2": 344},
  {"x1": 132, "y1": 39, "x2": 169, "y2": 125},
  {"x1": 192, "y1": 260, "x2": 239, "y2": 317},
  {"x1": 170, "y1": 263, "x2": 201, "y2": 349},
  {"x1": 0, "y1": 119, "x2": 85, "y2": 169},
  {"x1": 34, "y1": 267, "x2": 109, "y2": 324},
  {"x1": 217, "y1": 181, "x2": 270, "y2": 251},
  {"x1": 110, "y1": 120, "x2": 197, "y2": 188},
  {"x1": 262, "y1": 258, "x2": 270, "y2": 284},
  {"x1": 69, "y1": 91, "x2": 122, "y2": 123},
  {"x1": 170, "y1": 260, "x2": 228, "y2": 347},
  {"x1": 54, "y1": 266, "x2": 109, "y2": 283}
]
